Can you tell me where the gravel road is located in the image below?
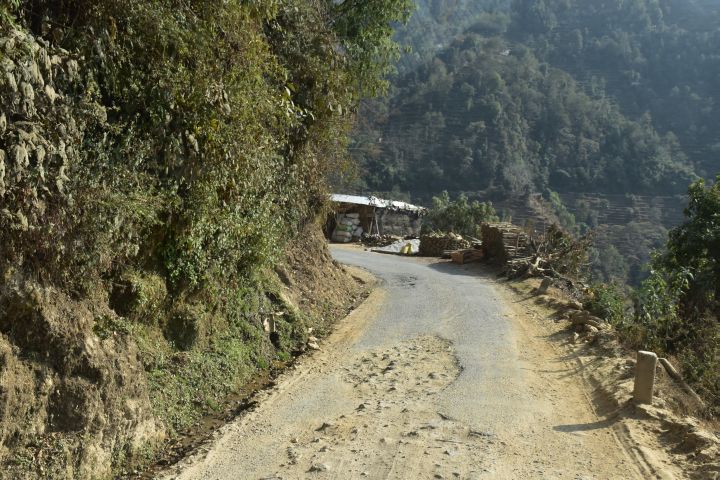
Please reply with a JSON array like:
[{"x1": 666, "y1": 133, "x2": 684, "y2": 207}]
[{"x1": 163, "y1": 247, "x2": 647, "y2": 479}]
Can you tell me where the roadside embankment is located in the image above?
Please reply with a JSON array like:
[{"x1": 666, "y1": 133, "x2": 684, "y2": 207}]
[
  {"x1": 501, "y1": 276, "x2": 720, "y2": 480},
  {"x1": 0, "y1": 224, "x2": 369, "y2": 479}
]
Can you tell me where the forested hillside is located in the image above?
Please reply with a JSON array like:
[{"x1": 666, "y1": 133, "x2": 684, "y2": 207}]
[
  {"x1": 393, "y1": 0, "x2": 510, "y2": 74},
  {"x1": 510, "y1": 0, "x2": 720, "y2": 177},
  {"x1": 355, "y1": 33, "x2": 695, "y2": 196},
  {"x1": 350, "y1": 0, "x2": 720, "y2": 284},
  {"x1": 354, "y1": 0, "x2": 720, "y2": 197},
  {"x1": 0, "y1": 1, "x2": 409, "y2": 477}
]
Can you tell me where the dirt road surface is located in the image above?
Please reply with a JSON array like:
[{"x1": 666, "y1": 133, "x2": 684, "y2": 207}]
[{"x1": 162, "y1": 248, "x2": 667, "y2": 479}]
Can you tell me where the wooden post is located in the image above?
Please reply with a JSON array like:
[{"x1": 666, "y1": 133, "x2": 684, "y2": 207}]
[{"x1": 633, "y1": 350, "x2": 658, "y2": 404}]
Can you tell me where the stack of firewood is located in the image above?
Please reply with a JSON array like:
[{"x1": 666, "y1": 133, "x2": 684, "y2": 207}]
[
  {"x1": 480, "y1": 223, "x2": 532, "y2": 265},
  {"x1": 496, "y1": 224, "x2": 592, "y2": 280},
  {"x1": 419, "y1": 233, "x2": 470, "y2": 257},
  {"x1": 450, "y1": 249, "x2": 484, "y2": 265},
  {"x1": 361, "y1": 234, "x2": 401, "y2": 248}
]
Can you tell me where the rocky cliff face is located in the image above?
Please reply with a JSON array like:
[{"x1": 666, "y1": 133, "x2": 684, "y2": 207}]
[
  {"x1": 0, "y1": 26, "x2": 157, "y2": 479},
  {"x1": 0, "y1": 276, "x2": 163, "y2": 478},
  {"x1": 0, "y1": 225, "x2": 362, "y2": 478},
  {"x1": 0, "y1": 1, "x2": 373, "y2": 475}
]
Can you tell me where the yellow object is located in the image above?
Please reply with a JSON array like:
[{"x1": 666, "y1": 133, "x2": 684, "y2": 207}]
[{"x1": 401, "y1": 243, "x2": 412, "y2": 255}]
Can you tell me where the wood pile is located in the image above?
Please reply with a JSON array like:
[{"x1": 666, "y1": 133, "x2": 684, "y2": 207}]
[
  {"x1": 450, "y1": 249, "x2": 484, "y2": 265},
  {"x1": 501, "y1": 224, "x2": 592, "y2": 281},
  {"x1": 361, "y1": 234, "x2": 401, "y2": 248},
  {"x1": 419, "y1": 233, "x2": 470, "y2": 257},
  {"x1": 480, "y1": 223, "x2": 532, "y2": 265}
]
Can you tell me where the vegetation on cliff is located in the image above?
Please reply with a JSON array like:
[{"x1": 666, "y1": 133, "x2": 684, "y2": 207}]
[
  {"x1": 0, "y1": 0, "x2": 409, "y2": 477},
  {"x1": 602, "y1": 178, "x2": 720, "y2": 412}
]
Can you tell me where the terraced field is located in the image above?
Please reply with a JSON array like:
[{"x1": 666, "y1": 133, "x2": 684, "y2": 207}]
[{"x1": 490, "y1": 193, "x2": 686, "y2": 232}]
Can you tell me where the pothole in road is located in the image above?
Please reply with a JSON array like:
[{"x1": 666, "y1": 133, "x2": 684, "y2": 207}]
[
  {"x1": 343, "y1": 335, "x2": 460, "y2": 398},
  {"x1": 273, "y1": 337, "x2": 494, "y2": 478},
  {"x1": 388, "y1": 274, "x2": 420, "y2": 288}
]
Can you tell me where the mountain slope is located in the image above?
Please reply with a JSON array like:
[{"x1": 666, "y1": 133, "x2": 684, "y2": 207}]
[
  {"x1": 353, "y1": 33, "x2": 696, "y2": 197},
  {"x1": 509, "y1": 0, "x2": 720, "y2": 177}
]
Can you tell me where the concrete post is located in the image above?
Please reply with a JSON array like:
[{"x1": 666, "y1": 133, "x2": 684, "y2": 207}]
[
  {"x1": 633, "y1": 350, "x2": 658, "y2": 404},
  {"x1": 537, "y1": 277, "x2": 552, "y2": 294}
]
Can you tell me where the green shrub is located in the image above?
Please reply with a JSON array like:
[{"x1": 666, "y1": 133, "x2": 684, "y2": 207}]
[
  {"x1": 110, "y1": 271, "x2": 167, "y2": 325},
  {"x1": 422, "y1": 191, "x2": 499, "y2": 238},
  {"x1": 585, "y1": 282, "x2": 628, "y2": 326},
  {"x1": 547, "y1": 190, "x2": 577, "y2": 234},
  {"x1": 618, "y1": 177, "x2": 720, "y2": 412},
  {"x1": 1, "y1": 0, "x2": 412, "y2": 294}
]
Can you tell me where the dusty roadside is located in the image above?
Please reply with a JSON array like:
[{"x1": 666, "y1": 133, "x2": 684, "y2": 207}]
[
  {"x1": 158, "y1": 266, "x2": 389, "y2": 479},
  {"x1": 498, "y1": 275, "x2": 720, "y2": 480},
  {"x1": 157, "y1": 250, "x2": 714, "y2": 480}
]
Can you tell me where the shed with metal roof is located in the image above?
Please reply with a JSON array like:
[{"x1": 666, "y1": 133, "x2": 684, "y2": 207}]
[{"x1": 327, "y1": 194, "x2": 427, "y2": 241}]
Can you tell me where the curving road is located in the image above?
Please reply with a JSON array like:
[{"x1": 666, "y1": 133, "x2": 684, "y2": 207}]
[
  {"x1": 164, "y1": 247, "x2": 643, "y2": 479},
  {"x1": 331, "y1": 247, "x2": 533, "y2": 428}
]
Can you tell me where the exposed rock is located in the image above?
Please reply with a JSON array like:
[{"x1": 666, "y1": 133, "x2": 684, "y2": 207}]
[
  {"x1": 565, "y1": 300, "x2": 583, "y2": 310},
  {"x1": 316, "y1": 421, "x2": 335, "y2": 431},
  {"x1": 0, "y1": 280, "x2": 163, "y2": 478},
  {"x1": 308, "y1": 463, "x2": 329, "y2": 472}
]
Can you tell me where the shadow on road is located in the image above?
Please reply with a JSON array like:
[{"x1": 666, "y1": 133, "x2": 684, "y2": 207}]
[
  {"x1": 425, "y1": 259, "x2": 503, "y2": 279},
  {"x1": 554, "y1": 414, "x2": 619, "y2": 433}
]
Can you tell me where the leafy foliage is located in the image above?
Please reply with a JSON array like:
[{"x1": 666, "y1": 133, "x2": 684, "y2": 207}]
[
  {"x1": 392, "y1": 0, "x2": 510, "y2": 74},
  {"x1": 422, "y1": 191, "x2": 498, "y2": 237},
  {"x1": 332, "y1": 0, "x2": 414, "y2": 96},
  {"x1": 0, "y1": 0, "x2": 409, "y2": 468},
  {"x1": 585, "y1": 282, "x2": 628, "y2": 326},
  {"x1": 510, "y1": 0, "x2": 720, "y2": 177},
  {"x1": 662, "y1": 177, "x2": 720, "y2": 316},
  {"x1": 589, "y1": 222, "x2": 669, "y2": 285},
  {"x1": 547, "y1": 191, "x2": 577, "y2": 233},
  {"x1": 617, "y1": 177, "x2": 720, "y2": 410},
  {"x1": 0, "y1": 0, "x2": 409, "y2": 292},
  {"x1": 634, "y1": 178, "x2": 720, "y2": 350}
]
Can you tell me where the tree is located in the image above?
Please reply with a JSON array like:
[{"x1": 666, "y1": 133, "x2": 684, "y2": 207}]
[
  {"x1": 660, "y1": 176, "x2": 720, "y2": 318},
  {"x1": 423, "y1": 191, "x2": 499, "y2": 238},
  {"x1": 630, "y1": 176, "x2": 720, "y2": 407},
  {"x1": 330, "y1": 0, "x2": 414, "y2": 98}
]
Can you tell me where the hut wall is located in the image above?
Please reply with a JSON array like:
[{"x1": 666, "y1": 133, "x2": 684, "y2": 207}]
[{"x1": 377, "y1": 211, "x2": 422, "y2": 237}]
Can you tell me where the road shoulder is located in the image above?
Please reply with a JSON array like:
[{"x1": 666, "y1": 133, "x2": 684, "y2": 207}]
[{"x1": 498, "y1": 276, "x2": 720, "y2": 480}]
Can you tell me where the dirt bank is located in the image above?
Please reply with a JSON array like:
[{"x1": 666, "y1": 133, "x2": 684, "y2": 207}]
[
  {"x1": 0, "y1": 224, "x2": 367, "y2": 479},
  {"x1": 501, "y1": 277, "x2": 720, "y2": 480}
]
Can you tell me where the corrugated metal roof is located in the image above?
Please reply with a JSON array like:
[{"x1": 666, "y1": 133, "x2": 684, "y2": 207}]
[
  {"x1": 330, "y1": 194, "x2": 426, "y2": 214},
  {"x1": 330, "y1": 194, "x2": 374, "y2": 206}
]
